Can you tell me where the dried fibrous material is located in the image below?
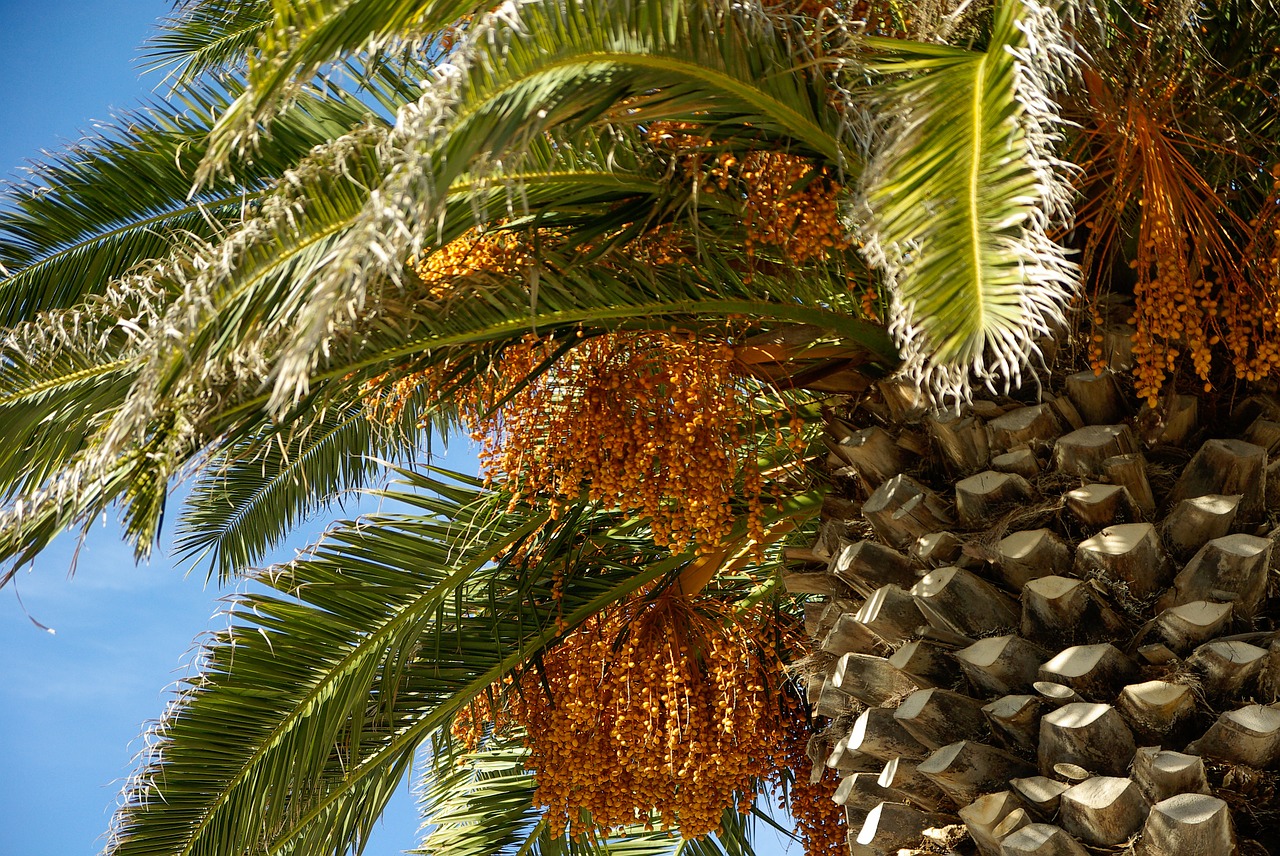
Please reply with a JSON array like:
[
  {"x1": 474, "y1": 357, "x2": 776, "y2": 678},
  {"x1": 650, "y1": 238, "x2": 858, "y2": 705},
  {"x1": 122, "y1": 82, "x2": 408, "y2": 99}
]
[{"x1": 510, "y1": 592, "x2": 788, "y2": 840}]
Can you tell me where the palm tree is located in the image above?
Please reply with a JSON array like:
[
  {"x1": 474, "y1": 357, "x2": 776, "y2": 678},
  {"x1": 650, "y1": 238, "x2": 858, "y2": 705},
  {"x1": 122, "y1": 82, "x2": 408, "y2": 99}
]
[
  {"x1": 0, "y1": 0, "x2": 1076, "y2": 571},
  {"x1": 7, "y1": 0, "x2": 1279, "y2": 853}
]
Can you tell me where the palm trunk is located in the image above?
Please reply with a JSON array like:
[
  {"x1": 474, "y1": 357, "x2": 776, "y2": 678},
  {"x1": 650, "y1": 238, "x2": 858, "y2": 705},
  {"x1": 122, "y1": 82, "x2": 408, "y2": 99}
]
[{"x1": 791, "y1": 375, "x2": 1280, "y2": 855}]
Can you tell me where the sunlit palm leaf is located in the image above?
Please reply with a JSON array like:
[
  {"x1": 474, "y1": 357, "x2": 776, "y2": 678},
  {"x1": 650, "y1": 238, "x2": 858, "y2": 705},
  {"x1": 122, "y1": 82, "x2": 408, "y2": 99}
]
[
  {"x1": 413, "y1": 740, "x2": 545, "y2": 856},
  {"x1": 0, "y1": 81, "x2": 389, "y2": 326},
  {"x1": 245, "y1": 0, "x2": 860, "y2": 405},
  {"x1": 0, "y1": 0, "x2": 895, "y2": 577},
  {"x1": 109, "y1": 468, "x2": 819, "y2": 855},
  {"x1": 858, "y1": 0, "x2": 1078, "y2": 402},
  {"x1": 144, "y1": 0, "x2": 274, "y2": 84},
  {"x1": 110, "y1": 471, "x2": 665, "y2": 856},
  {"x1": 0, "y1": 319, "x2": 139, "y2": 500},
  {"x1": 175, "y1": 398, "x2": 428, "y2": 580},
  {"x1": 0, "y1": 101, "x2": 891, "y2": 575},
  {"x1": 200, "y1": 0, "x2": 485, "y2": 170}
]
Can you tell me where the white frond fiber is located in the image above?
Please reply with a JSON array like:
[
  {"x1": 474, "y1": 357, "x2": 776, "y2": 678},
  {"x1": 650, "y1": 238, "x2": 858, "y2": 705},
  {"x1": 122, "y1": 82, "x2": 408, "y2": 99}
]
[
  {"x1": 264, "y1": 0, "x2": 540, "y2": 412},
  {"x1": 263, "y1": 0, "x2": 793, "y2": 411},
  {"x1": 855, "y1": 0, "x2": 1080, "y2": 405}
]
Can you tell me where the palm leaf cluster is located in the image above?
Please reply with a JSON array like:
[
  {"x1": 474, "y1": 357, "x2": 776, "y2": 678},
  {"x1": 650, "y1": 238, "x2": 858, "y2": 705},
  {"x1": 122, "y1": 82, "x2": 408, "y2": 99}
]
[
  {"x1": 7, "y1": 0, "x2": 1280, "y2": 854},
  {"x1": 0, "y1": 0, "x2": 1077, "y2": 578}
]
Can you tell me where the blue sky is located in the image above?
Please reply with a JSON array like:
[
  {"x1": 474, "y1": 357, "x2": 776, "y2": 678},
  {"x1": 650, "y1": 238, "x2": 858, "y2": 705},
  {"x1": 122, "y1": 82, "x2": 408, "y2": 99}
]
[
  {"x1": 0, "y1": 4, "x2": 433, "y2": 851},
  {"x1": 0, "y1": 3, "x2": 801, "y2": 855}
]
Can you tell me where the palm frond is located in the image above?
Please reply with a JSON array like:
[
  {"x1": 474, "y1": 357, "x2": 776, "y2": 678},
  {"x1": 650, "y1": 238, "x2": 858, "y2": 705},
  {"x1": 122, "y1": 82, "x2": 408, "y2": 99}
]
[
  {"x1": 107, "y1": 470, "x2": 686, "y2": 856},
  {"x1": 143, "y1": 0, "x2": 274, "y2": 84},
  {"x1": 414, "y1": 739, "x2": 545, "y2": 856},
  {"x1": 0, "y1": 224, "x2": 884, "y2": 575},
  {"x1": 857, "y1": 0, "x2": 1079, "y2": 403},
  {"x1": 108, "y1": 465, "x2": 820, "y2": 855},
  {"x1": 0, "y1": 300, "x2": 143, "y2": 500},
  {"x1": 199, "y1": 0, "x2": 485, "y2": 171},
  {"x1": 0, "y1": 133, "x2": 601, "y2": 569},
  {"x1": 0, "y1": 0, "x2": 897, "y2": 582},
  {"x1": 174, "y1": 399, "x2": 427, "y2": 580},
  {"x1": 0, "y1": 347, "x2": 131, "y2": 493},
  {"x1": 0, "y1": 80, "x2": 388, "y2": 326}
]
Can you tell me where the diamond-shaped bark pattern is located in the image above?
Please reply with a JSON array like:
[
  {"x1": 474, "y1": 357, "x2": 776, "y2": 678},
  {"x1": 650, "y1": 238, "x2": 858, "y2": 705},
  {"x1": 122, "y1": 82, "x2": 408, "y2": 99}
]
[{"x1": 797, "y1": 383, "x2": 1280, "y2": 855}]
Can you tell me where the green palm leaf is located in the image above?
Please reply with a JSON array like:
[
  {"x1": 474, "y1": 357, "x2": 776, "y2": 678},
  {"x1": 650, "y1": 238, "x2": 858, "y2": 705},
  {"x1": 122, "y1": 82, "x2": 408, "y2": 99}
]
[
  {"x1": 858, "y1": 0, "x2": 1078, "y2": 402},
  {"x1": 108, "y1": 471, "x2": 668, "y2": 856},
  {"x1": 253, "y1": 0, "x2": 860, "y2": 404},
  {"x1": 108, "y1": 468, "x2": 819, "y2": 855},
  {"x1": 0, "y1": 81, "x2": 388, "y2": 326},
  {"x1": 199, "y1": 0, "x2": 485, "y2": 170},
  {"x1": 0, "y1": 100, "x2": 893, "y2": 574},
  {"x1": 0, "y1": 231, "x2": 885, "y2": 573},
  {"x1": 144, "y1": 0, "x2": 274, "y2": 84},
  {"x1": 0, "y1": 310, "x2": 140, "y2": 500},
  {"x1": 174, "y1": 398, "x2": 428, "y2": 580},
  {"x1": 413, "y1": 740, "x2": 545, "y2": 856},
  {"x1": 137, "y1": 0, "x2": 861, "y2": 416},
  {"x1": 0, "y1": 0, "x2": 899, "y2": 575}
]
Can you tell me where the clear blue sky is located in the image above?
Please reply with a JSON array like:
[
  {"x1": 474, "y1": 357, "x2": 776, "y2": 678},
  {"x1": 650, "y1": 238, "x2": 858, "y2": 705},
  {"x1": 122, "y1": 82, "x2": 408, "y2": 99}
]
[{"x1": 0, "y1": 3, "x2": 801, "y2": 855}]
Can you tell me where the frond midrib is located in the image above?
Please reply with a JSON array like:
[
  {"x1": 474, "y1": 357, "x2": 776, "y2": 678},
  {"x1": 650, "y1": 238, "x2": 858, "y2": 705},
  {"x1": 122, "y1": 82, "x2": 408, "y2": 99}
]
[
  {"x1": 452, "y1": 50, "x2": 848, "y2": 169},
  {"x1": 0, "y1": 188, "x2": 260, "y2": 274},
  {"x1": 173, "y1": 513, "x2": 546, "y2": 856},
  {"x1": 179, "y1": 406, "x2": 375, "y2": 569},
  {"x1": 965, "y1": 55, "x2": 986, "y2": 346},
  {"x1": 215, "y1": 297, "x2": 897, "y2": 426},
  {"x1": 0, "y1": 357, "x2": 137, "y2": 407}
]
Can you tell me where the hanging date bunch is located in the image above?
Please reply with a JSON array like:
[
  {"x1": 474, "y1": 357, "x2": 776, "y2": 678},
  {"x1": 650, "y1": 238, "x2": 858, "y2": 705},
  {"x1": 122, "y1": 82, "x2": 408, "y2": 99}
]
[
  {"x1": 1076, "y1": 69, "x2": 1280, "y2": 406},
  {"x1": 462, "y1": 330, "x2": 800, "y2": 553},
  {"x1": 412, "y1": 226, "x2": 536, "y2": 301},
  {"x1": 1089, "y1": 168, "x2": 1280, "y2": 407},
  {"x1": 510, "y1": 590, "x2": 786, "y2": 840},
  {"x1": 735, "y1": 152, "x2": 851, "y2": 266},
  {"x1": 1226, "y1": 164, "x2": 1280, "y2": 385},
  {"x1": 450, "y1": 690, "x2": 517, "y2": 750},
  {"x1": 645, "y1": 122, "x2": 851, "y2": 266},
  {"x1": 768, "y1": 688, "x2": 848, "y2": 856},
  {"x1": 370, "y1": 223, "x2": 810, "y2": 554}
]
